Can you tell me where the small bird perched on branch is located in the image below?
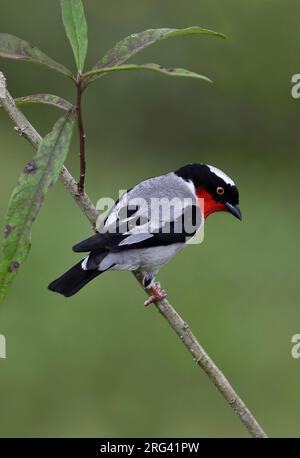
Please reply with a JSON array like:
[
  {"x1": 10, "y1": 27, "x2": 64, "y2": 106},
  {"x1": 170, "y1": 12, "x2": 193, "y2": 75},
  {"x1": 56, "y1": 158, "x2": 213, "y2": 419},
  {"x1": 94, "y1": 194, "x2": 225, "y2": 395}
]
[{"x1": 48, "y1": 163, "x2": 241, "y2": 304}]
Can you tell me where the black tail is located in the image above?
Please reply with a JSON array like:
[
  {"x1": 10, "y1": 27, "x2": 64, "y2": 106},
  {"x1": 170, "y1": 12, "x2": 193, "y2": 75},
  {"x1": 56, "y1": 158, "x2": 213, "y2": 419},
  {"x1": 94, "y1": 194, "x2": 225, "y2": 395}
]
[{"x1": 48, "y1": 260, "x2": 103, "y2": 297}]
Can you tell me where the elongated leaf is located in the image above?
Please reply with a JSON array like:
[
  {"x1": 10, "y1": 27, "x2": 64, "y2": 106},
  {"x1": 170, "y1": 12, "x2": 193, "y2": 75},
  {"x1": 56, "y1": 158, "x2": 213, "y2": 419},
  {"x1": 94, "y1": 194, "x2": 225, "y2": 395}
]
[
  {"x1": 0, "y1": 33, "x2": 73, "y2": 77},
  {"x1": 60, "y1": 0, "x2": 88, "y2": 72},
  {"x1": 94, "y1": 27, "x2": 225, "y2": 69},
  {"x1": 14, "y1": 94, "x2": 74, "y2": 112},
  {"x1": 84, "y1": 63, "x2": 211, "y2": 83},
  {"x1": 0, "y1": 115, "x2": 74, "y2": 303}
]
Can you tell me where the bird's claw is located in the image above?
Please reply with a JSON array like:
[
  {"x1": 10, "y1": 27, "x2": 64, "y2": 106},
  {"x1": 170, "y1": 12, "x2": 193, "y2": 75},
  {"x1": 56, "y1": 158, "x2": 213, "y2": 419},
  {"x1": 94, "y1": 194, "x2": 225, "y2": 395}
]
[{"x1": 144, "y1": 282, "x2": 167, "y2": 306}]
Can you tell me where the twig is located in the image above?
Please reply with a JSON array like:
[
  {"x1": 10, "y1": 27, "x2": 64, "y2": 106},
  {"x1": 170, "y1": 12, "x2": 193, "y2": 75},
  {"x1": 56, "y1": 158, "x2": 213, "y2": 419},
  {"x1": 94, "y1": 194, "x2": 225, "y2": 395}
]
[
  {"x1": 0, "y1": 71, "x2": 267, "y2": 438},
  {"x1": 75, "y1": 76, "x2": 86, "y2": 194}
]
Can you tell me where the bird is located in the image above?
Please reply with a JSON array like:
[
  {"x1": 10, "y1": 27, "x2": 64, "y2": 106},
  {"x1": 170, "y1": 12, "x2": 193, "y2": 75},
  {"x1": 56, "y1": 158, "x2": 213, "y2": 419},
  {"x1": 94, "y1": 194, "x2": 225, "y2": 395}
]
[{"x1": 48, "y1": 163, "x2": 241, "y2": 305}]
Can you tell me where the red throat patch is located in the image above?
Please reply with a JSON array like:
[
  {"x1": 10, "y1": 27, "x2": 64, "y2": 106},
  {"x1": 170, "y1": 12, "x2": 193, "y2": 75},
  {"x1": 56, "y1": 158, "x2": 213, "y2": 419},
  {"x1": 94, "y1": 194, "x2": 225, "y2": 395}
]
[{"x1": 196, "y1": 187, "x2": 226, "y2": 219}]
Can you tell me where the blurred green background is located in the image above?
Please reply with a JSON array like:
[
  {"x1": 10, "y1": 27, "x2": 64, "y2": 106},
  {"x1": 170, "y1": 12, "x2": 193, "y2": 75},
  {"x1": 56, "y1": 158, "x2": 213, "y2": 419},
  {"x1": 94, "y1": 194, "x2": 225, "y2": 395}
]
[{"x1": 0, "y1": 0, "x2": 299, "y2": 438}]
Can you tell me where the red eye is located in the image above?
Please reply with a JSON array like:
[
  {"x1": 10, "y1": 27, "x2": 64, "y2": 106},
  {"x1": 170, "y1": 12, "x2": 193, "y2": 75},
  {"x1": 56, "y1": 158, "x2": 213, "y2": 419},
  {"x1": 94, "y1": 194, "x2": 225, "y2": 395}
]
[{"x1": 216, "y1": 186, "x2": 225, "y2": 195}]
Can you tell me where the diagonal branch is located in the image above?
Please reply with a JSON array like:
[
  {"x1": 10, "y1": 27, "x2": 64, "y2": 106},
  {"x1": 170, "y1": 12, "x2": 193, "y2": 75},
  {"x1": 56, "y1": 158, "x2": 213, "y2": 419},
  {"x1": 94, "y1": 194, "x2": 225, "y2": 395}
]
[{"x1": 0, "y1": 71, "x2": 267, "y2": 438}]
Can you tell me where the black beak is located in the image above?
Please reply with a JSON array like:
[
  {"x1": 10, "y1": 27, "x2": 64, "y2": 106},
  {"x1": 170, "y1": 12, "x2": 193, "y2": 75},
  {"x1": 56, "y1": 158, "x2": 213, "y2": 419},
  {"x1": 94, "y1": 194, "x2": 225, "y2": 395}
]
[{"x1": 225, "y1": 202, "x2": 242, "y2": 220}]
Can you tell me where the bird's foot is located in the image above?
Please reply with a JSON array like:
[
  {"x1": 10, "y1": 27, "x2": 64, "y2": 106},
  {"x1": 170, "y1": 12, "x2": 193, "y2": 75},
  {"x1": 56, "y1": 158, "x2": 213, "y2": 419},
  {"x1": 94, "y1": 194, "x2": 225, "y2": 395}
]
[{"x1": 144, "y1": 282, "x2": 167, "y2": 307}]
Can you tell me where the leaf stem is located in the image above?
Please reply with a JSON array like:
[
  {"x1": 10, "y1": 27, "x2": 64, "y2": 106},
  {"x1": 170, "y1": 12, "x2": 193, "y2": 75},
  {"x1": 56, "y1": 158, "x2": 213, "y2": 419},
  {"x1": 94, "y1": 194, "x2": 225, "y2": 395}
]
[{"x1": 76, "y1": 75, "x2": 86, "y2": 194}]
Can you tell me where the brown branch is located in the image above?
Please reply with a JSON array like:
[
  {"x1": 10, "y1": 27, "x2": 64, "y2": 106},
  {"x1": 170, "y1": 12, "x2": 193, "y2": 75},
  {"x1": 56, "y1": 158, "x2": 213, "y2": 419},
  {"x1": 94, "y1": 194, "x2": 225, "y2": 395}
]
[{"x1": 0, "y1": 71, "x2": 267, "y2": 438}]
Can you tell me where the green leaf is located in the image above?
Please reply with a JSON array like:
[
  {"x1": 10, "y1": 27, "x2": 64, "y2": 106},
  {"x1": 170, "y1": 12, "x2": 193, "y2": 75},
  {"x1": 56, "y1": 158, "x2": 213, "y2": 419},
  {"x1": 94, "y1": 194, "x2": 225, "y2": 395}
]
[
  {"x1": 60, "y1": 0, "x2": 88, "y2": 73},
  {"x1": 0, "y1": 115, "x2": 74, "y2": 303},
  {"x1": 0, "y1": 33, "x2": 73, "y2": 77},
  {"x1": 83, "y1": 63, "x2": 211, "y2": 83},
  {"x1": 93, "y1": 27, "x2": 225, "y2": 69},
  {"x1": 14, "y1": 94, "x2": 74, "y2": 112}
]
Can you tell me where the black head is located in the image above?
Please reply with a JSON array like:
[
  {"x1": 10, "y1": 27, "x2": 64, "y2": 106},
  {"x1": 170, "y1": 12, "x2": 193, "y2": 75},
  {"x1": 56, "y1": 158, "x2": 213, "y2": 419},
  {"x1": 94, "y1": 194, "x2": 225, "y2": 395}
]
[{"x1": 175, "y1": 163, "x2": 241, "y2": 220}]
